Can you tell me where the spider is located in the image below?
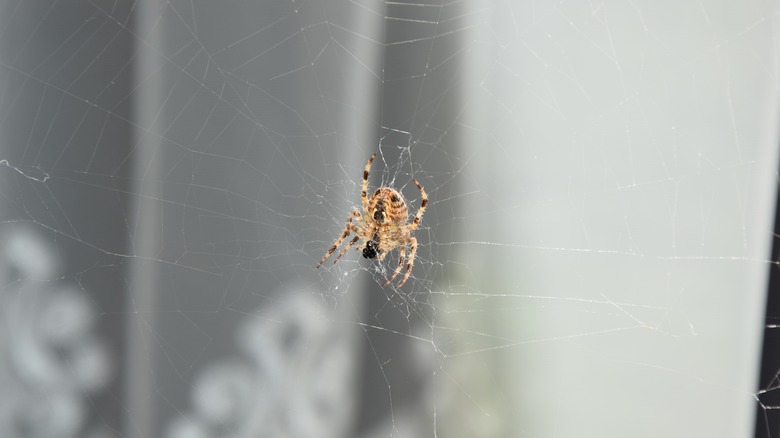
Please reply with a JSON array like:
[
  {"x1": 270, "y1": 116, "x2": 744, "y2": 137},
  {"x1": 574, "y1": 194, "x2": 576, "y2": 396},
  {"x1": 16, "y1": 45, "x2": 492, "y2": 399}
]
[{"x1": 317, "y1": 152, "x2": 427, "y2": 287}]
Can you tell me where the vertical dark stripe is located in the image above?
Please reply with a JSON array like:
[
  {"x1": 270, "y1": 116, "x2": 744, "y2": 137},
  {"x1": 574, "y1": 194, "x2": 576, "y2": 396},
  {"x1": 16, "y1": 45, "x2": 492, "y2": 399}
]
[{"x1": 755, "y1": 173, "x2": 780, "y2": 438}]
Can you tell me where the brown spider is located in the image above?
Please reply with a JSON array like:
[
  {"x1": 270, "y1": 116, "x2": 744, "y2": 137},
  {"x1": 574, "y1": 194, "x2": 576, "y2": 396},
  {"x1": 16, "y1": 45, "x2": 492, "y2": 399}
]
[{"x1": 317, "y1": 153, "x2": 427, "y2": 287}]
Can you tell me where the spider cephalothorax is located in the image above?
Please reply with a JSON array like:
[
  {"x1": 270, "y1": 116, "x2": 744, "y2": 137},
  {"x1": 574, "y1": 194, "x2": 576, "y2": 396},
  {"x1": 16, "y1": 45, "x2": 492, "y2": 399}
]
[{"x1": 317, "y1": 153, "x2": 427, "y2": 287}]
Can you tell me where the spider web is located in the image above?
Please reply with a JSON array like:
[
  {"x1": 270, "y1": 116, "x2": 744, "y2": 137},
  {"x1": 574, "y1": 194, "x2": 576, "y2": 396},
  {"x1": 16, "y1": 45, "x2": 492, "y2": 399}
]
[{"x1": 0, "y1": 0, "x2": 778, "y2": 437}]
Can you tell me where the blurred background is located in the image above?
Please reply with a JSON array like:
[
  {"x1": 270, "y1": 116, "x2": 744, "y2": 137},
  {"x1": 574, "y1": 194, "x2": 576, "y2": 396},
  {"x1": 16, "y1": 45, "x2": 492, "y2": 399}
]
[{"x1": 0, "y1": 0, "x2": 778, "y2": 437}]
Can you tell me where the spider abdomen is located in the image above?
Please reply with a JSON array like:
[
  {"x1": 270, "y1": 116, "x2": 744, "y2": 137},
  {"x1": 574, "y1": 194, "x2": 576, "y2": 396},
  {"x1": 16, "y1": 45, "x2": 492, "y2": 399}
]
[{"x1": 368, "y1": 187, "x2": 408, "y2": 225}]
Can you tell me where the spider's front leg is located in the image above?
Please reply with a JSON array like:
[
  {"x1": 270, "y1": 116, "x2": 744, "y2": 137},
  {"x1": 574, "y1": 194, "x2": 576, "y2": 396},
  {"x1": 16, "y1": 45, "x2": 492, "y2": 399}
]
[
  {"x1": 375, "y1": 245, "x2": 389, "y2": 262},
  {"x1": 410, "y1": 178, "x2": 427, "y2": 230},
  {"x1": 361, "y1": 153, "x2": 376, "y2": 217},
  {"x1": 395, "y1": 237, "x2": 417, "y2": 288},
  {"x1": 317, "y1": 209, "x2": 360, "y2": 268},
  {"x1": 334, "y1": 235, "x2": 360, "y2": 264},
  {"x1": 383, "y1": 245, "x2": 406, "y2": 287}
]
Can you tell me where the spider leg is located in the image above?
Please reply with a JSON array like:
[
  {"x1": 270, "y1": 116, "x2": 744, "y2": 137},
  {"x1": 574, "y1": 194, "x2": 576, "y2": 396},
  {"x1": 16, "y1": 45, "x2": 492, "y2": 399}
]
[
  {"x1": 382, "y1": 245, "x2": 406, "y2": 287},
  {"x1": 317, "y1": 209, "x2": 360, "y2": 268},
  {"x1": 362, "y1": 153, "x2": 376, "y2": 217},
  {"x1": 395, "y1": 237, "x2": 417, "y2": 287},
  {"x1": 409, "y1": 179, "x2": 427, "y2": 230},
  {"x1": 333, "y1": 235, "x2": 360, "y2": 264}
]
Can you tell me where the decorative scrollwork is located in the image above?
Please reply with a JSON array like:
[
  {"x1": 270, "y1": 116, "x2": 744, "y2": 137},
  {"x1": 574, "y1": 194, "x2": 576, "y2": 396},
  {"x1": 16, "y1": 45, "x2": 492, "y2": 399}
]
[
  {"x1": 166, "y1": 289, "x2": 356, "y2": 438},
  {"x1": 0, "y1": 227, "x2": 112, "y2": 438}
]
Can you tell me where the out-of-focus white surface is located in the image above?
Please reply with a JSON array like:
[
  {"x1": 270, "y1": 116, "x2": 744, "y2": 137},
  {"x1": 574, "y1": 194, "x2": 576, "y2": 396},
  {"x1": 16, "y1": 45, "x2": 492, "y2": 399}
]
[{"x1": 460, "y1": 1, "x2": 778, "y2": 436}]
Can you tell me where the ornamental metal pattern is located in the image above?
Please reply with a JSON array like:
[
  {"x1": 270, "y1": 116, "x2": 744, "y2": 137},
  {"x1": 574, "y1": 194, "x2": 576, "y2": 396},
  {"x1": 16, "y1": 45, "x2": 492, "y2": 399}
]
[
  {"x1": 165, "y1": 288, "x2": 356, "y2": 438},
  {"x1": 0, "y1": 227, "x2": 112, "y2": 438}
]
